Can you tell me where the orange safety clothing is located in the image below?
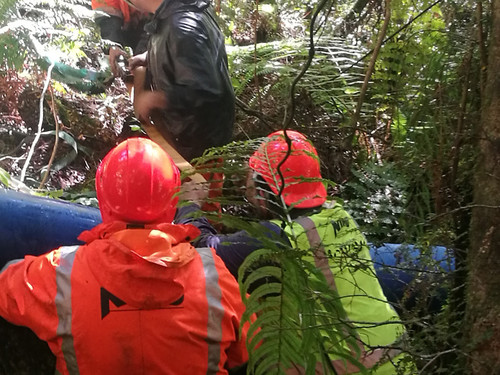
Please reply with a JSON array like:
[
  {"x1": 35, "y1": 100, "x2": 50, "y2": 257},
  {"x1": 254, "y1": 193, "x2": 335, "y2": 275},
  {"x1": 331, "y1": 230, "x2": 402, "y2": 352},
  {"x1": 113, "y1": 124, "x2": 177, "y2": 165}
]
[
  {"x1": 91, "y1": 0, "x2": 150, "y2": 53},
  {"x1": 0, "y1": 221, "x2": 249, "y2": 375},
  {"x1": 91, "y1": 0, "x2": 137, "y2": 24}
]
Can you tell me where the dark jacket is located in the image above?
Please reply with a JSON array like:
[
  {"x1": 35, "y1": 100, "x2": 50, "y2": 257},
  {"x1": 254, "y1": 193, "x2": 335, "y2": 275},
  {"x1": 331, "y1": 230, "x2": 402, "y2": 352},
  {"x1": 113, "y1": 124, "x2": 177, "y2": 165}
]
[
  {"x1": 145, "y1": 0, "x2": 235, "y2": 161},
  {"x1": 175, "y1": 203, "x2": 287, "y2": 279}
]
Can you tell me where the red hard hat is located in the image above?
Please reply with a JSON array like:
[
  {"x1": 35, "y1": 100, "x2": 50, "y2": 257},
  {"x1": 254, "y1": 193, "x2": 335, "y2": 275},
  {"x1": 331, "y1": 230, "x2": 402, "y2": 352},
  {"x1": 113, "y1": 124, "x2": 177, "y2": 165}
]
[
  {"x1": 248, "y1": 130, "x2": 327, "y2": 209},
  {"x1": 96, "y1": 137, "x2": 180, "y2": 224}
]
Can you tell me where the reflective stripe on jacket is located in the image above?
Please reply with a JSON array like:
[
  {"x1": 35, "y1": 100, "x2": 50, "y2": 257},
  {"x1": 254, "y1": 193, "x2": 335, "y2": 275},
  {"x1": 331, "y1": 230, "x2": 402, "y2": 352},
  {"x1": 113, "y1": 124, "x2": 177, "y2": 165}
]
[
  {"x1": 275, "y1": 201, "x2": 411, "y2": 374},
  {"x1": 0, "y1": 221, "x2": 249, "y2": 374}
]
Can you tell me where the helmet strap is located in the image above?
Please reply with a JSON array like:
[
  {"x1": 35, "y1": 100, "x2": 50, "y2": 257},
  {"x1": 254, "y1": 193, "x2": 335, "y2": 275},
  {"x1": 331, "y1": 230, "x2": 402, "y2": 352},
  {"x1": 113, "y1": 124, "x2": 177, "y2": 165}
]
[{"x1": 126, "y1": 223, "x2": 145, "y2": 229}]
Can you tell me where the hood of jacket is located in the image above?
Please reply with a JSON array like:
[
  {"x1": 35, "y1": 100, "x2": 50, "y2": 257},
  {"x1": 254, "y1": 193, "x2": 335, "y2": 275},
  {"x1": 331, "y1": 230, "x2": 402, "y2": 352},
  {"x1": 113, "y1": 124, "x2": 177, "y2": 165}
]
[{"x1": 77, "y1": 221, "x2": 200, "y2": 310}]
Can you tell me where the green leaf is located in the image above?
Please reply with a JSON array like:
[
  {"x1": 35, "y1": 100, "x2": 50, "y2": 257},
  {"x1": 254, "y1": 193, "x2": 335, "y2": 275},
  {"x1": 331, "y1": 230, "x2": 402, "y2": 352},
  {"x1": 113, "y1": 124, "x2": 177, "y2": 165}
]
[
  {"x1": 39, "y1": 130, "x2": 79, "y2": 173},
  {"x1": 0, "y1": 167, "x2": 12, "y2": 187}
]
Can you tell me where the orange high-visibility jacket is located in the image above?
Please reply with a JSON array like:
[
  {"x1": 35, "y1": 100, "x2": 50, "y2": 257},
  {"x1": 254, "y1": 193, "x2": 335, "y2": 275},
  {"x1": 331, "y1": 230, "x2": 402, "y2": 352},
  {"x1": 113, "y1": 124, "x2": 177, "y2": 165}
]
[
  {"x1": 91, "y1": 0, "x2": 137, "y2": 24},
  {"x1": 0, "y1": 221, "x2": 249, "y2": 375}
]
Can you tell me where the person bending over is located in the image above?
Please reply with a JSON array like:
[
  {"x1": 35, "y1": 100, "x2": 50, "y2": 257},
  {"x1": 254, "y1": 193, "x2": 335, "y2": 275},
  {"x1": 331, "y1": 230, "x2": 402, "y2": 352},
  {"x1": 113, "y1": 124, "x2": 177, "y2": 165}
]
[
  {"x1": 178, "y1": 130, "x2": 415, "y2": 374},
  {"x1": 0, "y1": 138, "x2": 249, "y2": 375}
]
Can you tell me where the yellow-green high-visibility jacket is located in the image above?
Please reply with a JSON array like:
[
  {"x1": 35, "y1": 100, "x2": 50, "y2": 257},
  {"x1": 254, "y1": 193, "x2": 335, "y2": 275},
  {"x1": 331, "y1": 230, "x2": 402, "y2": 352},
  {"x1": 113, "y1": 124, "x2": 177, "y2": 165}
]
[{"x1": 274, "y1": 201, "x2": 414, "y2": 374}]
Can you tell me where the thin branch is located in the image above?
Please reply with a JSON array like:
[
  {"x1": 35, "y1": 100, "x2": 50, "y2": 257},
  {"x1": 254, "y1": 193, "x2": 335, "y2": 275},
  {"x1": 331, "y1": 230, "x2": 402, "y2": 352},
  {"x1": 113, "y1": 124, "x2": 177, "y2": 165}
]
[
  {"x1": 349, "y1": 0, "x2": 391, "y2": 131},
  {"x1": 38, "y1": 85, "x2": 60, "y2": 189},
  {"x1": 313, "y1": 2, "x2": 335, "y2": 38},
  {"x1": 275, "y1": 0, "x2": 331, "y2": 202},
  {"x1": 476, "y1": 1, "x2": 487, "y2": 100},
  {"x1": 20, "y1": 60, "x2": 55, "y2": 183},
  {"x1": 235, "y1": 97, "x2": 275, "y2": 131},
  {"x1": 282, "y1": 0, "x2": 330, "y2": 129},
  {"x1": 253, "y1": 0, "x2": 263, "y2": 113},
  {"x1": 419, "y1": 349, "x2": 458, "y2": 374},
  {"x1": 430, "y1": 204, "x2": 500, "y2": 222},
  {"x1": 449, "y1": 43, "x2": 473, "y2": 210},
  {"x1": 346, "y1": 0, "x2": 443, "y2": 72}
]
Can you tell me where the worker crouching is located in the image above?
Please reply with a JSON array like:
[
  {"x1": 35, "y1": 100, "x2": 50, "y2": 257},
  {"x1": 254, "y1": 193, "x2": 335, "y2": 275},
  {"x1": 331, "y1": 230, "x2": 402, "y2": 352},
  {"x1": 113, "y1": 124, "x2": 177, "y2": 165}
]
[{"x1": 0, "y1": 138, "x2": 249, "y2": 375}]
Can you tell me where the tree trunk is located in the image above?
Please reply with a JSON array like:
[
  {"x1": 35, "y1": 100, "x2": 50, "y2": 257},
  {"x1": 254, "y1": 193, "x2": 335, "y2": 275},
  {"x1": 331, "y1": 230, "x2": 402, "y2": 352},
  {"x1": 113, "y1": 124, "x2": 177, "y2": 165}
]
[{"x1": 465, "y1": 0, "x2": 500, "y2": 373}]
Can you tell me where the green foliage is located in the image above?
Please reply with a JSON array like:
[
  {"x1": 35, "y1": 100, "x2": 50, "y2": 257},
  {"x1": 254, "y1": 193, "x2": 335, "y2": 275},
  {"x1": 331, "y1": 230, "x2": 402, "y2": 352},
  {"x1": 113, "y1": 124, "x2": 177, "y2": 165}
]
[
  {"x1": 228, "y1": 36, "x2": 365, "y2": 125},
  {"x1": 0, "y1": 167, "x2": 9, "y2": 187},
  {"x1": 0, "y1": 0, "x2": 126, "y2": 197},
  {"x1": 340, "y1": 161, "x2": 408, "y2": 244},
  {"x1": 342, "y1": 0, "x2": 478, "y2": 248},
  {"x1": 53, "y1": 189, "x2": 99, "y2": 207},
  {"x1": 0, "y1": 0, "x2": 17, "y2": 25},
  {"x1": 0, "y1": 0, "x2": 101, "y2": 77},
  {"x1": 0, "y1": 33, "x2": 27, "y2": 70},
  {"x1": 228, "y1": 41, "x2": 300, "y2": 97},
  {"x1": 219, "y1": 0, "x2": 310, "y2": 45},
  {"x1": 0, "y1": 167, "x2": 31, "y2": 192},
  {"x1": 237, "y1": 225, "x2": 365, "y2": 375}
]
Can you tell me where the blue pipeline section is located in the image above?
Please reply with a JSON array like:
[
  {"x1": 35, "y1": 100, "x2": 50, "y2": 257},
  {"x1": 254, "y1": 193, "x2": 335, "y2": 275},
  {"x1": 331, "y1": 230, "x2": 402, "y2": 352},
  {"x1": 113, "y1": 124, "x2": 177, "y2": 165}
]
[
  {"x1": 0, "y1": 188, "x2": 101, "y2": 268},
  {"x1": 369, "y1": 243, "x2": 455, "y2": 309},
  {"x1": 0, "y1": 188, "x2": 455, "y2": 306}
]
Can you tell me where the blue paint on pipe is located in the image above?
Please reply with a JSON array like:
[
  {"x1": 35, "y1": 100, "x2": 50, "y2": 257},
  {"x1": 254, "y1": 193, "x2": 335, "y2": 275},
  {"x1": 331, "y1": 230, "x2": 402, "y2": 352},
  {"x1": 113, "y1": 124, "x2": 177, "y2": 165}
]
[
  {"x1": 369, "y1": 243, "x2": 455, "y2": 309},
  {"x1": 0, "y1": 188, "x2": 455, "y2": 307},
  {"x1": 0, "y1": 188, "x2": 102, "y2": 268}
]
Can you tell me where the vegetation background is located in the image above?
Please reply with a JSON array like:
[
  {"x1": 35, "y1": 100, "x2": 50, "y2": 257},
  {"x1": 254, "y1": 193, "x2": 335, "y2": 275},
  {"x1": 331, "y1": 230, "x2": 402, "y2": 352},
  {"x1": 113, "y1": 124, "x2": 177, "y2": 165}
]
[{"x1": 0, "y1": 0, "x2": 499, "y2": 374}]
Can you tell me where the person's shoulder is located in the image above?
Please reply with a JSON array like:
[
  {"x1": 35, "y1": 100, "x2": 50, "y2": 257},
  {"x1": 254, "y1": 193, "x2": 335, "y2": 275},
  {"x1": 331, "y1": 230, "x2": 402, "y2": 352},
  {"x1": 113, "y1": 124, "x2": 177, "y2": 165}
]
[
  {"x1": 171, "y1": 9, "x2": 206, "y2": 31},
  {"x1": 315, "y1": 200, "x2": 354, "y2": 220},
  {"x1": 319, "y1": 199, "x2": 347, "y2": 212},
  {"x1": 153, "y1": 12, "x2": 202, "y2": 44}
]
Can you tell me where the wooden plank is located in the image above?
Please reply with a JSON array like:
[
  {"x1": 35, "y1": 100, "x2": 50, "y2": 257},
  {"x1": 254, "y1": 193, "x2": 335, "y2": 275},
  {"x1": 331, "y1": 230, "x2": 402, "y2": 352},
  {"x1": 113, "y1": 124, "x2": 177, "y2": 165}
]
[{"x1": 129, "y1": 66, "x2": 206, "y2": 183}]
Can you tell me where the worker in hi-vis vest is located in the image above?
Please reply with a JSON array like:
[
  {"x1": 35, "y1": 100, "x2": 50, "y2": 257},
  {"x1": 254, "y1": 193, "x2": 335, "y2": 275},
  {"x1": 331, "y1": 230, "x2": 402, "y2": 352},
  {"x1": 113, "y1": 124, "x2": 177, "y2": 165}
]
[
  {"x1": 178, "y1": 130, "x2": 416, "y2": 374},
  {"x1": 0, "y1": 138, "x2": 250, "y2": 375}
]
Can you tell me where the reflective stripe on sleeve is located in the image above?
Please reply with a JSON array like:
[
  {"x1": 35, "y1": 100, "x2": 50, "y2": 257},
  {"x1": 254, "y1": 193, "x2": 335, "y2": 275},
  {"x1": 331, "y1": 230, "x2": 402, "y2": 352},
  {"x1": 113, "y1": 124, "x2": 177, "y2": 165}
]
[
  {"x1": 196, "y1": 247, "x2": 224, "y2": 374},
  {"x1": 293, "y1": 217, "x2": 404, "y2": 372},
  {"x1": 294, "y1": 217, "x2": 338, "y2": 290},
  {"x1": 54, "y1": 245, "x2": 80, "y2": 375}
]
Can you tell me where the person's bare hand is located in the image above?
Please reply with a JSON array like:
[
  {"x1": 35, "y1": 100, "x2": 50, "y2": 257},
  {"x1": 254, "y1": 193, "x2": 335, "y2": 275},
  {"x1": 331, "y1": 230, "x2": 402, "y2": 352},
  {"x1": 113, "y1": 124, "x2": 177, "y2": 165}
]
[
  {"x1": 108, "y1": 46, "x2": 128, "y2": 77},
  {"x1": 128, "y1": 52, "x2": 148, "y2": 71},
  {"x1": 133, "y1": 91, "x2": 167, "y2": 124}
]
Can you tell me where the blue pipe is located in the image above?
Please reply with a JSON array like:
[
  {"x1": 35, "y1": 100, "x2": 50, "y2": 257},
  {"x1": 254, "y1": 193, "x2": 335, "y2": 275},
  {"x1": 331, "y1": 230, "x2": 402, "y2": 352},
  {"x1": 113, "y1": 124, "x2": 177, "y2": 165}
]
[
  {"x1": 0, "y1": 188, "x2": 455, "y2": 307},
  {"x1": 0, "y1": 188, "x2": 101, "y2": 268},
  {"x1": 369, "y1": 243, "x2": 455, "y2": 309}
]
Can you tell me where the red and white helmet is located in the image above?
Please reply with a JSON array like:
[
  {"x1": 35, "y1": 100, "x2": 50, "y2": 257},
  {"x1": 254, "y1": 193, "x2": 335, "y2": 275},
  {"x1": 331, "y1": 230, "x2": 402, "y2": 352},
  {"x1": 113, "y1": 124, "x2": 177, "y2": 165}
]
[
  {"x1": 96, "y1": 137, "x2": 180, "y2": 224},
  {"x1": 248, "y1": 130, "x2": 327, "y2": 209}
]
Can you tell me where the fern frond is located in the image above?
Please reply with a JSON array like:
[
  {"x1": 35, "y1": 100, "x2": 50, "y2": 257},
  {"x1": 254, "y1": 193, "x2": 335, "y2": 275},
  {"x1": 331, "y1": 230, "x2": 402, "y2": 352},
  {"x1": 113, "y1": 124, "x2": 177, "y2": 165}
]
[
  {"x1": 228, "y1": 37, "x2": 366, "y2": 117},
  {"x1": 238, "y1": 240, "x2": 368, "y2": 375},
  {"x1": 0, "y1": 0, "x2": 17, "y2": 26}
]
